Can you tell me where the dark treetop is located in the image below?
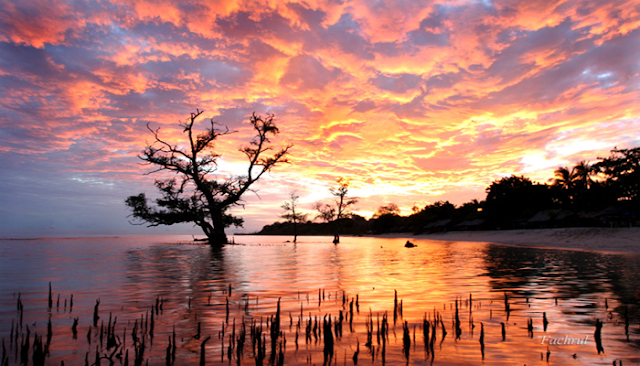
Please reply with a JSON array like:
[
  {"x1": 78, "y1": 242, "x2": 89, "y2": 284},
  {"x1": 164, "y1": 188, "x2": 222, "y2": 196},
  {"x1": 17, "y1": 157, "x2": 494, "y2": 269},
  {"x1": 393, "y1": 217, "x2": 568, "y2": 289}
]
[{"x1": 126, "y1": 110, "x2": 291, "y2": 245}]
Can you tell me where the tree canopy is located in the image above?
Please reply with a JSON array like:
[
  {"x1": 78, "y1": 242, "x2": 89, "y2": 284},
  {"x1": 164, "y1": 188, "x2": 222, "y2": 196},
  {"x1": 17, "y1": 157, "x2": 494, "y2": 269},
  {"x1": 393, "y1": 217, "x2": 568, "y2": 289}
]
[
  {"x1": 126, "y1": 110, "x2": 291, "y2": 245},
  {"x1": 281, "y1": 191, "x2": 307, "y2": 243},
  {"x1": 594, "y1": 147, "x2": 640, "y2": 203},
  {"x1": 372, "y1": 203, "x2": 401, "y2": 219},
  {"x1": 314, "y1": 178, "x2": 358, "y2": 243}
]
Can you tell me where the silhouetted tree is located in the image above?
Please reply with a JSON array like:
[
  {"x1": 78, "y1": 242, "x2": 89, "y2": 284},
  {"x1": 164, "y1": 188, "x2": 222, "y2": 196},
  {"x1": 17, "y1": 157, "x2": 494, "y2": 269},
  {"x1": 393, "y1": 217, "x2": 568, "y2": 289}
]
[
  {"x1": 372, "y1": 203, "x2": 401, "y2": 219},
  {"x1": 484, "y1": 175, "x2": 553, "y2": 228},
  {"x1": 314, "y1": 202, "x2": 336, "y2": 223},
  {"x1": 572, "y1": 161, "x2": 597, "y2": 209},
  {"x1": 573, "y1": 161, "x2": 594, "y2": 190},
  {"x1": 552, "y1": 166, "x2": 576, "y2": 207},
  {"x1": 457, "y1": 199, "x2": 484, "y2": 221},
  {"x1": 281, "y1": 191, "x2": 307, "y2": 243},
  {"x1": 553, "y1": 166, "x2": 575, "y2": 190},
  {"x1": 258, "y1": 145, "x2": 640, "y2": 235},
  {"x1": 416, "y1": 201, "x2": 457, "y2": 221},
  {"x1": 125, "y1": 110, "x2": 291, "y2": 246},
  {"x1": 315, "y1": 178, "x2": 358, "y2": 244},
  {"x1": 595, "y1": 147, "x2": 640, "y2": 205},
  {"x1": 370, "y1": 203, "x2": 403, "y2": 233}
]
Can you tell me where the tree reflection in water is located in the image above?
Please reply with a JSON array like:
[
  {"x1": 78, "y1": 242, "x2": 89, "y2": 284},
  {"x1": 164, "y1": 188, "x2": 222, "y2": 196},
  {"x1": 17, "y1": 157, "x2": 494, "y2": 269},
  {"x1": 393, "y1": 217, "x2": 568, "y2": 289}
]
[{"x1": 0, "y1": 235, "x2": 638, "y2": 365}]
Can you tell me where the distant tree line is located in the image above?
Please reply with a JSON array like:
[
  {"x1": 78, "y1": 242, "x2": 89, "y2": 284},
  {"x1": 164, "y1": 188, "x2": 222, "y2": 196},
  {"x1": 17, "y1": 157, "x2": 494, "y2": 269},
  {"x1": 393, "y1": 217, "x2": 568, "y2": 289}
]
[
  {"x1": 259, "y1": 147, "x2": 640, "y2": 236},
  {"x1": 278, "y1": 179, "x2": 359, "y2": 243}
]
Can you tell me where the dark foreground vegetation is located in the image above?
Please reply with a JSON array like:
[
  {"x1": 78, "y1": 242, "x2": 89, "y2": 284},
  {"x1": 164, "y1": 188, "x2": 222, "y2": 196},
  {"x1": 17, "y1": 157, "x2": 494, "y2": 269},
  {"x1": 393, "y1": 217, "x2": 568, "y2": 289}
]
[
  {"x1": 260, "y1": 147, "x2": 640, "y2": 236},
  {"x1": 4, "y1": 281, "x2": 633, "y2": 365}
]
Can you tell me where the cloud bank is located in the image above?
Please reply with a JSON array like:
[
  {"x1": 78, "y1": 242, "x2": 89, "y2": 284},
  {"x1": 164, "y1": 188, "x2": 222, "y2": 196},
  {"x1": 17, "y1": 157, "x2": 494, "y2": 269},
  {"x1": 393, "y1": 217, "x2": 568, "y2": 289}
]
[{"x1": 1, "y1": 0, "x2": 639, "y2": 235}]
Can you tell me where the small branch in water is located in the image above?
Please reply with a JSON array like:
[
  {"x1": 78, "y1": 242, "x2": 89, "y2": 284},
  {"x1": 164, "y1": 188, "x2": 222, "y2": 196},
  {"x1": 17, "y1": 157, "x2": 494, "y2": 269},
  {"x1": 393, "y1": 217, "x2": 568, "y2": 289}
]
[
  {"x1": 48, "y1": 282, "x2": 52, "y2": 311},
  {"x1": 479, "y1": 322, "x2": 485, "y2": 360},
  {"x1": 93, "y1": 299, "x2": 100, "y2": 327},
  {"x1": 594, "y1": 319, "x2": 604, "y2": 354},
  {"x1": 199, "y1": 336, "x2": 210, "y2": 366}
]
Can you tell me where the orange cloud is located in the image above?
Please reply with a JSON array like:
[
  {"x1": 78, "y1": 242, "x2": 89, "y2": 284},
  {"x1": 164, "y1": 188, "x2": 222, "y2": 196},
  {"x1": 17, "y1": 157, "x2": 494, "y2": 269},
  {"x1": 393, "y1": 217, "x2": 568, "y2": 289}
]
[
  {"x1": 1, "y1": 0, "x2": 639, "y2": 234},
  {"x1": 0, "y1": 0, "x2": 81, "y2": 48}
]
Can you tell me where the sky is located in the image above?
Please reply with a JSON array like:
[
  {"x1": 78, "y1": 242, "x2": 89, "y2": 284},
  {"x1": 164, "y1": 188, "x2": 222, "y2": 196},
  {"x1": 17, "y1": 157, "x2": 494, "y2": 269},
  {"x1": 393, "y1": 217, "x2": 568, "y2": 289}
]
[{"x1": 1, "y1": 0, "x2": 639, "y2": 237}]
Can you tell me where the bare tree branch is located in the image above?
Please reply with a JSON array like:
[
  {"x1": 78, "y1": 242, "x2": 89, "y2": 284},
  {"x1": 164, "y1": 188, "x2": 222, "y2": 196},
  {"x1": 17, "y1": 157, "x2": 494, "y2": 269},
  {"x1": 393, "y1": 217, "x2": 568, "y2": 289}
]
[{"x1": 125, "y1": 110, "x2": 291, "y2": 245}]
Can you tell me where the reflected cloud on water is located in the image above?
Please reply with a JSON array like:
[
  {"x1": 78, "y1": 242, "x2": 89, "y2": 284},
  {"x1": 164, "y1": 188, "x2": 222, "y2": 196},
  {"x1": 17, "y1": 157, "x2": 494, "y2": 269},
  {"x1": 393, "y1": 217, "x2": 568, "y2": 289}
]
[{"x1": 0, "y1": 235, "x2": 638, "y2": 365}]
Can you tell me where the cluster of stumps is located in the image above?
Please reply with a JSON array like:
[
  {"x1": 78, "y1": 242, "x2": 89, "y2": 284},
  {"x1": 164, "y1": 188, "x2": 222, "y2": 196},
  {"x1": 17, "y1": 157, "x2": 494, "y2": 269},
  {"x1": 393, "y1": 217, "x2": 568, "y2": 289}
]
[{"x1": 1, "y1": 283, "x2": 635, "y2": 365}]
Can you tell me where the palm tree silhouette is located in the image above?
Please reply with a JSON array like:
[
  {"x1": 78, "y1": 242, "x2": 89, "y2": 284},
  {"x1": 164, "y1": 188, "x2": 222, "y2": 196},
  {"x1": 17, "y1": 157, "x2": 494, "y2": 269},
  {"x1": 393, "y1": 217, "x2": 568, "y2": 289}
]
[
  {"x1": 553, "y1": 166, "x2": 576, "y2": 207},
  {"x1": 553, "y1": 166, "x2": 575, "y2": 190},
  {"x1": 573, "y1": 161, "x2": 594, "y2": 190}
]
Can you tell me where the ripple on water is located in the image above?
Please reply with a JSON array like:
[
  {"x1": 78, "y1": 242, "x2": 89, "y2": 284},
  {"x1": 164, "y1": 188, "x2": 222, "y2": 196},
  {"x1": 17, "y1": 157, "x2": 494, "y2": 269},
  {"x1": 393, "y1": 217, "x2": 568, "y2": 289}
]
[{"x1": 0, "y1": 235, "x2": 639, "y2": 365}]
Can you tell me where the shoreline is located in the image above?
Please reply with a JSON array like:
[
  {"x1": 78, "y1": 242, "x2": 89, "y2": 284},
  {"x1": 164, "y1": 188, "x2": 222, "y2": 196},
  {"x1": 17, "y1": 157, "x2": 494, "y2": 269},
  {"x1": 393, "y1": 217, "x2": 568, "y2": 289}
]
[
  {"x1": 374, "y1": 227, "x2": 640, "y2": 254},
  {"x1": 3, "y1": 228, "x2": 639, "y2": 255}
]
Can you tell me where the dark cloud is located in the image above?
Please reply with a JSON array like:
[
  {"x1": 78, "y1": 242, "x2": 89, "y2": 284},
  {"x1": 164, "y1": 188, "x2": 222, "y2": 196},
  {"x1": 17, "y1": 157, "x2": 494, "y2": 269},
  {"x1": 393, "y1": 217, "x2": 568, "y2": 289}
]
[
  {"x1": 391, "y1": 90, "x2": 435, "y2": 119},
  {"x1": 99, "y1": 90, "x2": 180, "y2": 118},
  {"x1": 279, "y1": 54, "x2": 342, "y2": 90},
  {"x1": 407, "y1": 8, "x2": 451, "y2": 47},
  {"x1": 287, "y1": 2, "x2": 326, "y2": 29},
  {"x1": 215, "y1": 11, "x2": 262, "y2": 39},
  {"x1": 486, "y1": 19, "x2": 591, "y2": 85},
  {"x1": 210, "y1": 104, "x2": 265, "y2": 129},
  {"x1": 216, "y1": 10, "x2": 304, "y2": 43},
  {"x1": 128, "y1": 20, "x2": 225, "y2": 54},
  {"x1": 199, "y1": 59, "x2": 252, "y2": 86},
  {"x1": 0, "y1": 120, "x2": 62, "y2": 152},
  {"x1": 407, "y1": 29, "x2": 449, "y2": 47},
  {"x1": 426, "y1": 70, "x2": 467, "y2": 90},
  {"x1": 143, "y1": 56, "x2": 252, "y2": 87},
  {"x1": 371, "y1": 73, "x2": 423, "y2": 93},
  {"x1": 0, "y1": 42, "x2": 67, "y2": 78},
  {"x1": 372, "y1": 41, "x2": 411, "y2": 57},
  {"x1": 418, "y1": 5, "x2": 447, "y2": 30},
  {"x1": 239, "y1": 39, "x2": 286, "y2": 67},
  {"x1": 351, "y1": 99, "x2": 377, "y2": 113},
  {"x1": 324, "y1": 13, "x2": 374, "y2": 60},
  {"x1": 477, "y1": 27, "x2": 640, "y2": 110}
]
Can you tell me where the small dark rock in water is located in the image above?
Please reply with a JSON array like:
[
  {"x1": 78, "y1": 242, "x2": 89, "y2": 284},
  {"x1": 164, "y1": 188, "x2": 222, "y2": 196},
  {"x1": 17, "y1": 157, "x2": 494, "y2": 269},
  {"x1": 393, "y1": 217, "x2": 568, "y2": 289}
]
[{"x1": 405, "y1": 241, "x2": 417, "y2": 248}]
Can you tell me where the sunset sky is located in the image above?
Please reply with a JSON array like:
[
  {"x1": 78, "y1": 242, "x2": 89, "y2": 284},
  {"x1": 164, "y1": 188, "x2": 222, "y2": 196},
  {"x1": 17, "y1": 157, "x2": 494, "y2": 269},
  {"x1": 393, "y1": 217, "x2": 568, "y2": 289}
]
[{"x1": 1, "y1": 0, "x2": 639, "y2": 237}]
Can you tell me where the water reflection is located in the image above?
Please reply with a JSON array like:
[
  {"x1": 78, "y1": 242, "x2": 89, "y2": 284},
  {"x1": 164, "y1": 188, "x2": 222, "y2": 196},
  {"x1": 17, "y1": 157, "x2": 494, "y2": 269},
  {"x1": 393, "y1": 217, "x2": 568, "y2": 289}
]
[
  {"x1": 483, "y1": 245, "x2": 640, "y2": 301},
  {"x1": 0, "y1": 235, "x2": 638, "y2": 365}
]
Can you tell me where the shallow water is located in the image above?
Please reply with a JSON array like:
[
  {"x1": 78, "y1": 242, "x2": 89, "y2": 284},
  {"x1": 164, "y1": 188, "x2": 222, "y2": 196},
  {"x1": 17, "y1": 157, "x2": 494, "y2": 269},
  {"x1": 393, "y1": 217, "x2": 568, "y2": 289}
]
[{"x1": 0, "y1": 235, "x2": 638, "y2": 365}]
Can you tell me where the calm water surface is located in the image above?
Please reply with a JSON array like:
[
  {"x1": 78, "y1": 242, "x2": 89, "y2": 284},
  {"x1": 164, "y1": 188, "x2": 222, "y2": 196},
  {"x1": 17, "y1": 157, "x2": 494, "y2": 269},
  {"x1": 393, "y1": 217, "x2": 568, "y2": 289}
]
[{"x1": 0, "y1": 235, "x2": 639, "y2": 365}]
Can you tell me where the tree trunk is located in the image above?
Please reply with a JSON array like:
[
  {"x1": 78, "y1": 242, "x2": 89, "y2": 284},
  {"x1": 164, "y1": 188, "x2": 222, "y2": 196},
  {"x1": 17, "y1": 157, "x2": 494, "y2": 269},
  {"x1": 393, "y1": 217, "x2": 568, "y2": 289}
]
[
  {"x1": 208, "y1": 230, "x2": 228, "y2": 246},
  {"x1": 208, "y1": 208, "x2": 228, "y2": 246},
  {"x1": 199, "y1": 221, "x2": 214, "y2": 240},
  {"x1": 293, "y1": 221, "x2": 298, "y2": 243}
]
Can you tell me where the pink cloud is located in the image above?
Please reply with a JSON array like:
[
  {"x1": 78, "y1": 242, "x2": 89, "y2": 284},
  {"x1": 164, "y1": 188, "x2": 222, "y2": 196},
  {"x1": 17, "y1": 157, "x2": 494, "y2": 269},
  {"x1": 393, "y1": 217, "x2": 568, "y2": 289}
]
[{"x1": 1, "y1": 0, "x2": 639, "y2": 235}]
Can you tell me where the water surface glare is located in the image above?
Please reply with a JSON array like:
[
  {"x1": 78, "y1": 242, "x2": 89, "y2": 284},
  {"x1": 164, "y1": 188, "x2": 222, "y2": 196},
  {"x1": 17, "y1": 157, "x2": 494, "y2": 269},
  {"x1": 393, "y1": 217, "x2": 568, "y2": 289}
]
[{"x1": 1, "y1": 235, "x2": 638, "y2": 365}]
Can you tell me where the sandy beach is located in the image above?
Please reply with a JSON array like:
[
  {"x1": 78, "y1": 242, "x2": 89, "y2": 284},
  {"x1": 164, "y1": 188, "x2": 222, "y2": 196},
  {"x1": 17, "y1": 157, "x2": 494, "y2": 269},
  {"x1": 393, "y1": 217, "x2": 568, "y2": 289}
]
[{"x1": 377, "y1": 227, "x2": 640, "y2": 254}]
